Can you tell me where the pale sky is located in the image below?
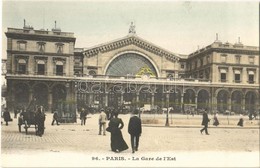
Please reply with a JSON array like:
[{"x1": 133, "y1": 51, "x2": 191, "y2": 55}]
[{"x1": 1, "y1": 0, "x2": 259, "y2": 58}]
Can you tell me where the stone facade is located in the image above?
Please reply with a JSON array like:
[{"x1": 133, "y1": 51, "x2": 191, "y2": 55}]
[{"x1": 4, "y1": 26, "x2": 260, "y2": 122}]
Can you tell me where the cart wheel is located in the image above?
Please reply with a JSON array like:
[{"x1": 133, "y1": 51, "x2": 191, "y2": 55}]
[{"x1": 18, "y1": 124, "x2": 21, "y2": 132}]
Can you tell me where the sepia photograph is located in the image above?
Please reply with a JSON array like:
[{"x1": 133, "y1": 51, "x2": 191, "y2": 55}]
[{"x1": 1, "y1": 0, "x2": 259, "y2": 167}]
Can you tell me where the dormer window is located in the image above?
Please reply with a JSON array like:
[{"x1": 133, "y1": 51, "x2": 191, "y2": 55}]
[
  {"x1": 56, "y1": 43, "x2": 64, "y2": 54},
  {"x1": 37, "y1": 42, "x2": 46, "y2": 53}
]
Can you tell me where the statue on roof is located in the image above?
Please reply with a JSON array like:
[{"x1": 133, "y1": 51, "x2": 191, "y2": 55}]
[{"x1": 129, "y1": 22, "x2": 136, "y2": 35}]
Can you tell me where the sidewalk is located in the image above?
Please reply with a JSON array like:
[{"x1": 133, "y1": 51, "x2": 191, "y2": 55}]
[
  {"x1": 140, "y1": 113, "x2": 260, "y2": 129},
  {"x1": 1, "y1": 113, "x2": 259, "y2": 167}
]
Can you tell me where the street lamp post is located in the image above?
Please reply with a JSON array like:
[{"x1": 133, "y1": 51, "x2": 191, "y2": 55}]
[
  {"x1": 74, "y1": 80, "x2": 78, "y2": 123},
  {"x1": 165, "y1": 91, "x2": 169, "y2": 126}
]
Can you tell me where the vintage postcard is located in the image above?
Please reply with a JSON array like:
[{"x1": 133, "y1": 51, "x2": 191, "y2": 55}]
[{"x1": 1, "y1": 0, "x2": 259, "y2": 167}]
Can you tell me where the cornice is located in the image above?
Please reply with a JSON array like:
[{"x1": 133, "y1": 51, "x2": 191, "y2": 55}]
[
  {"x1": 83, "y1": 35, "x2": 180, "y2": 63},
  {"x1": 7, "y1": 50, "x2": 73, "y2": 57},
  {"x1": 5, "y1": 32, "x2": 76, "y2": 43},
  {"x1": 213, "y1": 48, "x2": 259, "y2": 55},
  {"x1": 213, "y1": 62, "x2": 259, "y2": 68}
]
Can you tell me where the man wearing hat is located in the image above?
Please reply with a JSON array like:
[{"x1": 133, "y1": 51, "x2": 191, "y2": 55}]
[
  {"x1": 128, "y1": 109, "x2": 142, "y2": 153},
  {"x1": 99, "y1": 108, "x2": 107, "y2": 135}
]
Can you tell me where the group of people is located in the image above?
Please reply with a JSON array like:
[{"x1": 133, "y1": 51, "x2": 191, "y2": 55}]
[
  {"x1": 200, "y1": 110, "x2": 256, "y2": 135},
  {"x1": 99, "y1": 109, "x2": 142, "y2": 154}
]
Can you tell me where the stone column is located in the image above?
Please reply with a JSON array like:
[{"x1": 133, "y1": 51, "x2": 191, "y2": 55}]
[
  {"x1": 242, "y1": 95, "x2": 245, "y2": 111},
  {"x1": 181, "y1": 94, "x2": 184, "y2": 114},
  {"x1": 195, "y1": 95, "x2": 198, "y2": 109},
  {"x1": 151, "y1": 93, "x2": 155, "y2": 109},
  {"x1": 29, "y1": 88, "x2": 33, "y2": 104},
  {"x1": 166, "y1": 93, "x2": 170, "y2": 108},
  {"x1": 228, "y1": 66, "x2": 233, "y2": 83},
  {"x1": 120, "y1": 92, "x2": 124, "y2": 106},
  {"x1": 105, "y1": 92, "x2": 108, "y2": 107},
  {"x1": 228, "y1": 96, "x2": 231, "y2": 111},
  {"x1": 136, "y1": 93, "x2": 139, "y2": 108},
  {"x1": 48, "y1": 91, "x2": 52, "y2": 112}
]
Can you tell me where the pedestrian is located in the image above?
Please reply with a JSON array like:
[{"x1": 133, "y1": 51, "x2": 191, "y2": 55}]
[
  {"x1": 14, "y1": 107, "x2": 19, "y2": 118},
  {"x1": 213, "y1": 112, "x2": 219, "y2": 126},
  {"x1": 237, "y1": 113, "x2": 244, "y2": 127},
  {"x1": 80, "y1": 108, "x2": 87, "y2": 125},
  {"x1": 3, "y1": 108, "x2": 12, "y2": 126},
  {"x1": 200, "y1": 110, "x2": 210, "y2": 135},
  {"x1": 35, "y1": 106, "x2": 46, "y2": 137},
  {"x1": 51, "y1": 109, "x2": 60, "y2": 125},
  {"x1": 106, "y1": 111, "x2": 128, "y2": 153},
  {"x1": 128, "y1": 109, "x2": 142, "y2": 153},
  {"x1": 106, "y1": 108, "x2": 111, "y2": 120},
  {"x1": 99, "y1": 109, "x2": 107, "y2": 135}
]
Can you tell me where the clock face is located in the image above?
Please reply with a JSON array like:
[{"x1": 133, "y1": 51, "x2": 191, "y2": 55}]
[{"x1": 106, "y1": 53, "x2": 157, "y2": 77}]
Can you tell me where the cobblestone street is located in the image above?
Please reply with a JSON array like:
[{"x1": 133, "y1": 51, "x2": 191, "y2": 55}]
[{"x1": 1, "y1": 113, "x2": 259, "y2": 167}]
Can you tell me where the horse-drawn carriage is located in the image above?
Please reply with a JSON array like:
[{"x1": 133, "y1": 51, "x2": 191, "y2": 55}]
[
  {"x1": 18, "y1": 99, "x2": 39, "y2": 134},
  {"x1": 18, "y1": 110, "x2": 38, "y2": 134}
]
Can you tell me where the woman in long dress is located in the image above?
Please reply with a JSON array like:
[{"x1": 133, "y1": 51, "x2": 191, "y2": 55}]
[
  {"x1": 237, "y1": 113, "x2": 244, "y2": 127},
  {"x1": 213, "y1": 112, "x2": 219, "y2": 126},
  {"x1": 107, "y1": 111, "x2": 128, "y2": 152}
]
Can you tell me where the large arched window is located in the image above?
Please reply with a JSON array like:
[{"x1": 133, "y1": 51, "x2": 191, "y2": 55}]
[{"x1": 106, "y1": 53, "x2": 157, "y2": 77}]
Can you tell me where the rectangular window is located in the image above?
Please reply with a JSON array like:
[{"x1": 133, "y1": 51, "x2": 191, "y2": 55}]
[
  {"x1": 235, "y1": 74, "x2": 240, "y2": 83},
  {"x1": 18, "y1": 43, "x2": 26, "y2": 51},
  {"x1": 181, "y1": 64, "x2": 184, "y2": 69},
  {"x1": 235, "y1": 56, "x2": 240, "y2": 64},
  {"x1": 18, "y1": 64, "x2": 26, "y2": 74},
  {"x1": 221, "y1": 55, "x2": 226, "y2": 63},
  {"x1": 249, "y1": 57, "x2": 254, "y2": 65},
  {"x1": 56, "y1": 65, "x2": 63, "y2": 76},
  {"x1": 37, "y1": 64, "x2": 45, "y2": 75},
  {"x1": 221, "y1": 73, "x2": 226, "y2": 82},
  {"x1": 248, "y1": 74, "x2": 254, "y2": 84}
]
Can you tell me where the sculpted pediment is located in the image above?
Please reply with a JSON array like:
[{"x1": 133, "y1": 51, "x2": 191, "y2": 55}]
[{"x1": 82, "y1": 35, "x2": 181, "y2": 62}]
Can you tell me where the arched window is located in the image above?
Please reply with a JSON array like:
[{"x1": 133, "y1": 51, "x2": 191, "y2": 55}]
[
  {"x1": 37, "y1": 60, "x2": 45, "y2": 75},
  {"x1": 56, "y1": 61, "x2": 64, "y2": 76},
  {"x1": 18, "y1": 59, "x2": 26, "y2": 74}
]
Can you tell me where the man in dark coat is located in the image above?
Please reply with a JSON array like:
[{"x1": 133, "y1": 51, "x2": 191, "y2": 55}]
[
  {"x1": 36, "y1": 106, "x2": 46, "y2": 137},
  {"x1": 51, "y1": 109, "x2": 60, "y2": 125},
  {"x1": 80, "y1": 108, "x2": 87, "y2": 126},
  {"x1": 128, "y1": 109, "x2": 142, "y2": 153},
  {"x1": 200, "y1": 110, "x2": 210, "y2": 135},
  {"x1": 3, "y1": 108, "x2": 11, "y2": 126}
]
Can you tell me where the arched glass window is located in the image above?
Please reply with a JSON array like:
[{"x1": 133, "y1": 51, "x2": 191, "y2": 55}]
[
  {"x1": 56, "y1": 61, "x2": 63, "y2": 76},
  {"x1": 106, "y1": 53, "x2": 157, "y2": 77},
  {"x1": 37, "y1": 60, "x2": 45, "y2": 75},
  {"x1": 18, "y1": 59, "x2": 26, "y2": 74}
]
